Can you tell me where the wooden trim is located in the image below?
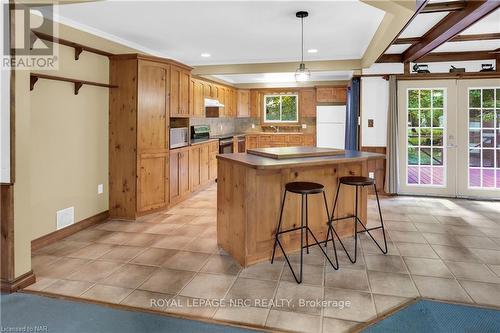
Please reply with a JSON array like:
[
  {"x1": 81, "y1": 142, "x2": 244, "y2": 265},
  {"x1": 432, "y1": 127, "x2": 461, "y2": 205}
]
[
  {"x1": 377, "y1": 54, "x2": 403, "y2": 63},
  {"x1": 31, "y1": 210, "x2": 109, "y2": 251},
  {"x1": 378, "y1": 50, "x2": 498, "y2": 63},
  {"x1": 396, "y1": 71, "x2": 500, "y2": 80},
  {"x1": 109, "y1": 54, "x2": 193, "y2": 71},
  {"x1": 402, "y1": 0, "x2": 500, "y2": 62},
  {"x1": 1, "y1": 185, "x2": 14, "y2": 282},
  {"x1": 421, "y1": 1, "x2": 467, "y2": 13},
  {"x1": 395, "y1": 32, "x2": 500, "y2": 45},
  {"x1": 30, "y1": 73, "x2": 118, "y2": 95},
  {"x1": 1, "y1": 270, "x2": 36, "y2": 293},
  {"x1": 32, "y1": 31, "x2": 114, "y2": 60}
]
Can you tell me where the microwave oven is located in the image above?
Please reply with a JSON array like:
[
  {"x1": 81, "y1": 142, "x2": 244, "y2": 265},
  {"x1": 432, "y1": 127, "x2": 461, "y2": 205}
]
[{"x1": 170, "y1": 127, "x2": 189, "y2": 149}]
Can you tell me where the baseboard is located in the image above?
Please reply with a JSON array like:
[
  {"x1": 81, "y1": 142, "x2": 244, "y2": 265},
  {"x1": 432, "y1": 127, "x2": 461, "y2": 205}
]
[
  {"x1": 0, "y1": 270, "x2": 36, "y2": 292},
  {"x1": 31, "y1": 210, "x2": 109, "y2": 252}
]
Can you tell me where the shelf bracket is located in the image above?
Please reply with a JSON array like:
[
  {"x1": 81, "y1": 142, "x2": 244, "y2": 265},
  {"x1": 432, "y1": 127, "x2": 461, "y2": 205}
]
[
  {"x1": 30, "y1": 75, "x2": 38, "y2": 91},
  {"x1": 75, "y1": 46, "x2": 83, "y2": 61},
  {"x1": 74, "y1": 81, "x2": 83, "y2": 95}
]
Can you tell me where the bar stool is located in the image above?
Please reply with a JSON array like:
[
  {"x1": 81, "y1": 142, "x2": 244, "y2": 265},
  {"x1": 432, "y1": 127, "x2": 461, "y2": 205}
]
[
  {"x1": 271, "y1": 181, "x2": 339, "y2": 284},
  {"x1": 326, "y1": 176, "x2": 388, "y2": 264}
]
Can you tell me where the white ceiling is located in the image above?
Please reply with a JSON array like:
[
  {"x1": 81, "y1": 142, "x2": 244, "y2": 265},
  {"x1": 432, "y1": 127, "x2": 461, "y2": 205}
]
[
  {"x1": 433, "y1": 40, "x2": 500, "y2": 53},
  {"x1": 461, "y1": 8, "x2": 500, "y2": 34},
  {"x1": 399, "y1": 12, "x2": 448, "y2": 38},
  {"x1": 212, "y1": 70, "x2": 353, "y2": 84},
  {"x1": 47, "y1": 1, "x2": 385, "y2": 66}
]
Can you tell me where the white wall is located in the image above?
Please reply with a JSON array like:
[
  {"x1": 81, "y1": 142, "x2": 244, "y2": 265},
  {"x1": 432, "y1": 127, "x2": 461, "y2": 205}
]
[
  {"x1": 1, "y1": 1, "x2": 11, "y2": 183},
  {"x1": 361, "y1": 77, "x2": 388, "y2": 147}
]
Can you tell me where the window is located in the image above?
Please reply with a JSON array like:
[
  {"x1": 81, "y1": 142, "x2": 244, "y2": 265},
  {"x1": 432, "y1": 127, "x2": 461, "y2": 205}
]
[
  {"x1": 406, "y1": 88, "x2": 446, "y2": 186},
  {"x1": 263, "y1": 94, "x2": 298, "y2": 123},
  {"x1": 468, "y1": 87, "x2": 500, "y2": 189}
]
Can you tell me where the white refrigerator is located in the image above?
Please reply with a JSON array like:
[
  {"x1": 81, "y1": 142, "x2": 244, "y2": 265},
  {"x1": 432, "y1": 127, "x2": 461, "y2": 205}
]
[{"x1": 316, "y1": 105, "x2": 346, "y2": 149}]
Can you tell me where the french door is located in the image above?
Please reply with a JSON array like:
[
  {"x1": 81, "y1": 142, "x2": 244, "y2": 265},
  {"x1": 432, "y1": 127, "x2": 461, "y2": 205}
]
[{"x1": 398, "y1": 79, "x2": 500, "y2": 199}]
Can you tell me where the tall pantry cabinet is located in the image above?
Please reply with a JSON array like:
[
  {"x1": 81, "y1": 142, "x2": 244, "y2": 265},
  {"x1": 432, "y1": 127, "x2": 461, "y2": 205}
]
[{"x1": 109, "y1": 54, "x2": 192, "y2": 220}]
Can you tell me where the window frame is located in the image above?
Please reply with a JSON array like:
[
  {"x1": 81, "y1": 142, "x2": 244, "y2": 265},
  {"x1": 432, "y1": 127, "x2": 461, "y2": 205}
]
[{"x1": 263, "y1": 93, "x2": 299, "y2": 123}]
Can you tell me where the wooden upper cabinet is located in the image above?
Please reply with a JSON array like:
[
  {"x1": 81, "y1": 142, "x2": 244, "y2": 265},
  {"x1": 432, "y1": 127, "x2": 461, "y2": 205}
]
[
  {"x1": 316, "y1": 86, "x2": 347, "y2": 104},
  {"x1": 300, "y1": 88, "x2": 316, "y2": 118},
  {"x1": 137, "y1": 61, "x2": 169, "y2": 152},
  {"x1": 237, "y1": 90, "x2": 250, "y2": 118},
  {"x1": 250, "y1": 90, "x2": 260, "y2": 118},
  {"x1": 190, "y1": 79, "x2": 204, "y2": 117},
  {"x1": 170, "y1": 65, "x2": 190, "y2": 117}
]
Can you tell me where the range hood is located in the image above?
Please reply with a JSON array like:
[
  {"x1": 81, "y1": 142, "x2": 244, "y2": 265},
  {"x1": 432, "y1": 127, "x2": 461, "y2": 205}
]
[
  {"x1": 205, "y1": 98, "x2": 224, "y2": 117},
  {"x1": 204, "y1": 98, "x2": 224, "y2": 108}
]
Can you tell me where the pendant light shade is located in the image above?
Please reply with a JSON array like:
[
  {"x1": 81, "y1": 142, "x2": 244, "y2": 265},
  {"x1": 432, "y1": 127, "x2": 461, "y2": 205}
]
[{"x1": 295, "y1": 11, "x2": 310, "y2": 82}]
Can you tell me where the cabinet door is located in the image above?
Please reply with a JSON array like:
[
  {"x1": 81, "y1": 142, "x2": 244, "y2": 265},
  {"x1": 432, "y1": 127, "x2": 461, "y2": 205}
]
[
  {"x1": 218, "y1": 87, "x2": 226, "y2": 116},
  {"x1": 189, "y1": 146, "x2": 201, "y2": 190},
  {"x1": 300, "y1": 88, "x2": 316, "y2": 117},
  {"x1": 200, "y1": 144, "x2": 210, "y2": 185},
  {"x1": 209, "y1": 141, "x2": 218, "y2": 180},
  {"x1": 170, "y1": 66, "x2": 190, "y2": 117},
  {"x1": 247, "y1": 135, "x2": 258, "y2": 149},
  {"x1": 138, "y1": 61, "x2": 168, "y2": 152},
  {"x1": 179, "y1": 150, "x2": 190, "y2": 196},
  {"x1": 333, "y1": 87, "x2": 347, "y2": 103},
  {"x1": 286, "y1": 134, "x2": 303, "y2": 146},
  {"x1": 250, "y1": 90, "x2": 260, "y2": 118},
  {"x1": 303, "y1": 135, "x2": 315, "y2": 146},
  {"x1": 191, "y1": 80, "x2": 204, "y2": 117},
  {"x1": 138, "y1": 153, "x2": 168, "y2": 212},
  {"x1": 179, "y1": 69, "x2": 190, "y2": 115},
  {"x1": 169, "y1": 151, "x2": 180, "y2": 200},
  {"x1": 316, "y1": 87, "x2": 334, "y2": 103},
  {"x1": 237, "y1": 90, "x2": 250, "y2": 117}
]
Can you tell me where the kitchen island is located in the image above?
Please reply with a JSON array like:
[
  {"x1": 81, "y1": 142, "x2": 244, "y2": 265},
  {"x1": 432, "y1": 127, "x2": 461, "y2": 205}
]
[{"x1": 216, "y1": 148, "x2": 385, "y2": 267}]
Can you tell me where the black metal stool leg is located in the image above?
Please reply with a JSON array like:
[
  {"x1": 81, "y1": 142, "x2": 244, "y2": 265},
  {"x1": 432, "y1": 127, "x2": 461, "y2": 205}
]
[
  {"x1": 271, "y1": 190, "x2": 287, "y2": 264},
  {"x1": 305, "y1": 194, "x2": 309, "y2": 254},
  {"x1": 322, "y1": 191, "x2": 339, "y2": 269},
  {"x1": 326, "y1": 182, "x2": 341, "y2": 248}
]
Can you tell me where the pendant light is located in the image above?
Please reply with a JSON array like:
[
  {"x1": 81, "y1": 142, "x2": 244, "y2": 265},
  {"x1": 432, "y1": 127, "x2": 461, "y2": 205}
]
[{"x1": 295, "y1": 11, "x2": 310, "y2": 82}]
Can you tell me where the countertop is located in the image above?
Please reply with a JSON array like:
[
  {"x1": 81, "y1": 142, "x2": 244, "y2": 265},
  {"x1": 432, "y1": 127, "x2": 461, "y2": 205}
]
[
  {"x1": 189, "y1": 138, "x2": 219, "y2": 146},
  {"x1": 217, "y1": 150, "x2": 385, "y2": 169}
]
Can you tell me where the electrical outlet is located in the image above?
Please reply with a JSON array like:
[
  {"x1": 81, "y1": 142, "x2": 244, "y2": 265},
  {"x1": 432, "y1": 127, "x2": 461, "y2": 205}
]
[
  {"x1": 98, "y1": 184, "x2": 104, "y2": 194},
  {"x1": 56, "y1": 207, "x2": 74, "y2": 230},
  {"x1": 302, "y1": 124, "x2": 307, "y2": 129},
  {"x1": 369, "y1": 172, "x2": 375, "y2": 179}
]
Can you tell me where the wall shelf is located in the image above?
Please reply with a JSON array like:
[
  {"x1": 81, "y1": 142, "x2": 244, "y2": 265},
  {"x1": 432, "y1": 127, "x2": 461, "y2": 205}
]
[
  {"x1": 30, "y1": 73, "x2": 118, "y2": 95},
  {"x1": 32, "y1": 31, "x2": 114, "y2": 60}
]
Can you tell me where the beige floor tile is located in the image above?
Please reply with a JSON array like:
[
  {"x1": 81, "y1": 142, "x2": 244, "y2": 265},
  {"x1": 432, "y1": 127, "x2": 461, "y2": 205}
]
[
  {"x1": 66, "y1": 260, "x2": 123, "y2": 282},
  {"x1": 274, "y1": 281, "x2": 323, "y2": 315},
  {"x1": 408, "y1": 214, "x2": 439, "y2": 224},
  {"x1": 431, "y1": 245, "x2": 481, "y2": 263},
  {"x1": 36, "y1": 257, "x2": 90, "y2": 278},
  {"x1": 387, "y1": 231, "x2": 426, "y2": 244},
  {"x1": 225, "y1": 277, "x2": 278, "y2": 308},
  {"x1": 489, "y1": 264, "x2": 500, "y2": 277},
  {"x1": 163, "y1": 295, "x2": 217, "y2": 318},
  {"x1": 422, "y1": 233, "x2": 460, "y2": 247},
  {"x1": 98, "y1": 245, "x2": 146, "y2": 262},
  {"x1": 460, "y1": 280, "x2": 500, "y2": 307},
  {"x1": 403, "y1": 257, "x2": 452, "y2": 278},
  {"x1": 152, "y1": 235, "x2": 194, "y2": 250},
  {"x1": 384, "y1": 221, "x2": 417, "y2": 232},
  {"x1": 323, "y1": 288, "x2": 376, "y2": 322},
  {"x1": 395, "y1": 242, "x2": 438, "y2": 259},
  {"x1": 67, "y1": 243, "x2": 115, "y2": 260},
  {"x1": 213, "y1": 306, "x2": 269, "y2": 326},
  {"x1": 36, "y1": 240, "x2": 91, "y2": 257},
  {"x1": 449, "y1": 226, "x2": 485, "y2": 237},
  {"x1": 372, "y1": 294, "x2": 411, "y2": 315},
  {"x1": 364, "y1": 254, "x2": 407, "y2": 274},
  {"x1": 121, "y1": 289, "x2": 173, "y2": 311},
  {"x1": 322, "y1": 317, "x2": 361, "y2": 333},
  {"x1": 454, "y1": 235, "x2": 500, "y2": 250},
  {"x1": 445, "y1": 261, "x2": 500, "y2": 283},
  {"x1": 42, "y1": 279, "x2": 94, "y2": 297},
  {"x1": 180, "y1": 273, "x2": 235, "y2": 299},
  {"x1": 469, "y1": 248, "x2": 500, "y2": 265},
  {"x1": 162, "y1": 251, "x2": 210, "y2": 271},
  {"x1": 65, "y1": 229, "x2": 113, "y2": 243},
  {"x1": 324, "y1": 267, "x2": 369, "y2": 291},
  {"x1": 412, "y1": 276, "x2": 471, "y2": 303},
  {"x1": 95, "y1": 232, "x2": 134, "y2": 245},
  {"x1": 81, "y1": 284, "x2": 133, "y2": 304},
  {"x1": 100, "y1": 264, "x2": 156, "y2": 289},
  {"x1": 139, "y1": 268, "x2": 195, "y2": 294},
  {"x1": 414, "y1": 223, "x2": 449, "y2": 234},
  {"x1": 265, "y1": 309, "x2": 320, "y2": 333},
  {"x1": 123, "y1": 233, "x2": 162, "y2": 247},
  {"x1": 183, "y1": 236, "x2": 218, "y2": 254},
  {"x1": 130, "y1": 248, "x2": 178, "y2": 266},
  {"x1": 143, "y1": 223, "x2": 181, "y2": 235},
  {"x1": 367, "y1": 271, "x2": 419, "y2": 298},
  {"x1": 31, "y1": 255, "x2": 60, "y2": 271},
  {"x1": 239, "y1": 260, "x2": 284, "y2": 281},
  {"x1": 200, "y1": 254, "x2": 242, "y2": 276},
  {"x1": 282, "y1": 263, "x2": 324, "y2": 286},
  {"x1": 23, "y1": 277, "x2": 60, "y2": 291}
]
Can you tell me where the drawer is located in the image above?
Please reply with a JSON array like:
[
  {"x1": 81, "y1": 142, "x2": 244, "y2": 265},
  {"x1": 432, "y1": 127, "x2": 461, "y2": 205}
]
[
  {"x1": 209, "y1": 141, "x2": 219, "y2": 153},
  {"x1": 270, "y1": 135, "x2": 286, "y2": 144},
  {"x1": 286, "y1": 135, "x2": 303, "y2": 145}
]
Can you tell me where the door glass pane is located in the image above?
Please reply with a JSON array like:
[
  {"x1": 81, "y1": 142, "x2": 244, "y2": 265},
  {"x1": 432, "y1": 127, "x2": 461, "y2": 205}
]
[
  {"x1": 406, "y1": 88, "x2": 446, "y2": 186},
  {"x1": 468, "y1": 87, "x2": 500, "y2": 189}
]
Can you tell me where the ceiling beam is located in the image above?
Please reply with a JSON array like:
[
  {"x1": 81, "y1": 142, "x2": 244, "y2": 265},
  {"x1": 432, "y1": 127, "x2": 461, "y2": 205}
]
[
  {"x1": 191, "y1": 59, "x2": 361, "y2": 76},
  {"x1": 378, "y1": 50, "x2": 497, "y2": 63},
  {"x1": 421, "y1": 1, "x2": 467, "y2": 13},
  {"x1": 402, "y1": 0, "x2": 500, "y2": 63},
  {"x1": 394, "y1": 32, "x2": 500, "y2": 45}
]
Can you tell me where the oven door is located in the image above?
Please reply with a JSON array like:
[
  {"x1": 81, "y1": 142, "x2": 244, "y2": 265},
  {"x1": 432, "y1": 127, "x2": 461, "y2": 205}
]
[{"x1": 219, "y1": 138, "x2": 234, "y2": 154}]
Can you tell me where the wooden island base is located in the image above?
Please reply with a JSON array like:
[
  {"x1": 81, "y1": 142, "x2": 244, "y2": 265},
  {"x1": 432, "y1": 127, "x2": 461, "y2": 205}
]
[{"x1": 216, "y1": 150, "x2": 385, "y2": 267}]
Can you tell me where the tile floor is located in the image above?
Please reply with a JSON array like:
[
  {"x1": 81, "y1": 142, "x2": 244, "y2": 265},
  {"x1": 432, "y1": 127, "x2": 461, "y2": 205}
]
[{"x1": 26, "y1": 185, "x2": 500, "y2": 333}]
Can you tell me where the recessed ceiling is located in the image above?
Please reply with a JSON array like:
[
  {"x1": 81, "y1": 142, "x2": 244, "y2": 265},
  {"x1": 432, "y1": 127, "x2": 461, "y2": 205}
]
[
  {"x1": 212, "y1": 71, "x2": 353, "y2": 84},
  {"x1": 385, "y1": 44, "x2": 411, "y2": 54},
  {"x1": 433, "y1": 40, "x2": 500, "y2": 53},
  {"x1": 399, "y1": 12, "x2": 448, "y2": 38},
  {"x1": 47, "y1": 1, "x2": 385, "y2": 66},
  {"x1": 462, "y1": 8, "x2": 500, "y2": 34}
]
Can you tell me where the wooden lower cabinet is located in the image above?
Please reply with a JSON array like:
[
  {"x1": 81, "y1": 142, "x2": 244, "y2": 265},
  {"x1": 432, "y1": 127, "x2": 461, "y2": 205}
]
[
  {"x1": 169, "y1": 147, "x2": 190, "y2": 204},
  {"x1": 209, "y1": 141, "x2": 218, "y2": 180},
  {"x1": 189, "y1": 146, "x2": 202, "y2": 190},
  {"x1": 138, "y1": 153, "x2": 169, "y2": 213}
]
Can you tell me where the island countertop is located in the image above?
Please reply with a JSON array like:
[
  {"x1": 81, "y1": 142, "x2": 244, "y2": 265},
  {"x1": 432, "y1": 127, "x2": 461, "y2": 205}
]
[{"x1": 217, "y1": 149, "x2": 385, "y2": 170}]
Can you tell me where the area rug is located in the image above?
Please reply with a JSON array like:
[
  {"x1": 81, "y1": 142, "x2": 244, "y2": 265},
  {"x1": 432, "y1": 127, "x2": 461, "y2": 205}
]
[
  {"x1": 0, "y1": 292, "x2": 261, "y2": 333},
  {"x1": 362, "y1": 299, "x2": 500, "y2": 333}
]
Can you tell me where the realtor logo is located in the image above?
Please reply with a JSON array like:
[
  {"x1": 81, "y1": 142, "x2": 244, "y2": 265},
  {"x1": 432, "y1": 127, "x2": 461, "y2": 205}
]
[{"x1": 2, "y1": 3, "x2": 58, "y2": 69}]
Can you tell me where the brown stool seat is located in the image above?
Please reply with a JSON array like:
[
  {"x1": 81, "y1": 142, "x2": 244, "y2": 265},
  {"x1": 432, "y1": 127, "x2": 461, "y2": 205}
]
[
  {"x1": 285, "y1": 182, "x2": 324, "y2": 194},
  {"x1": 340, "y1": 176, "x2": 375, "y2": 187}
]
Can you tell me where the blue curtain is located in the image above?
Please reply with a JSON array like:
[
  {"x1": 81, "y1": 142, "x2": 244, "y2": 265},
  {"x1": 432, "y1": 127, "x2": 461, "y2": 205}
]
[{"x1": 345, "y1": 78, "x2": 360, "y2": 150}]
